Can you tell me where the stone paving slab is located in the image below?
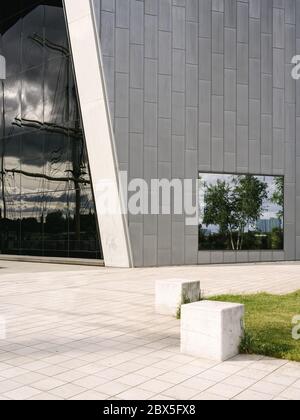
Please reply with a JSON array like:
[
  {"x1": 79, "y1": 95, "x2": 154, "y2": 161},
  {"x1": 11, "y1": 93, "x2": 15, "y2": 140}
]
[{"x1": 0, "y1": 261, "x2": 299, "y2": 400}]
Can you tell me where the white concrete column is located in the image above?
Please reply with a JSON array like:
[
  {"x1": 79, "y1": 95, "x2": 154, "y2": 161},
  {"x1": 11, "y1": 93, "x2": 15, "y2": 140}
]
[{"x1": 63, "y1": 0, "x2": 132, "y2": 268}]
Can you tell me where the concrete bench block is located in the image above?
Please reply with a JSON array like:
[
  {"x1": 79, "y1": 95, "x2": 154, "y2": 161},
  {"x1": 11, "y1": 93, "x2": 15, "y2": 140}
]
[
  {"x1": 155, "y1": 278, "x2": 201, "y2": 317},
  {"x1": 181, "y1": 300, "x2": 245, "y2": 361}
]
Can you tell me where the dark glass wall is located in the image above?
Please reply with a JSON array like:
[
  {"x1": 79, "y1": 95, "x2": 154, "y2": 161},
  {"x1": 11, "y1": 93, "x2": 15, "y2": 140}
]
[{"x1": 0, "y1": 0, "x2": 102, "y2": 259}]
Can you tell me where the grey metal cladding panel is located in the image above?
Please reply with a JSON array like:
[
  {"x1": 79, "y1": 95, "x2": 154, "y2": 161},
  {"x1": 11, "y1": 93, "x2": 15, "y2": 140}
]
[
  {"x1": 102, "y1": 56, "x2": 115, "y2": 103},
  {"x1": 145, "y1": 14, "x2": 158, "y2": 59},
  {"x1": 98, "y1": 0, "x2": 299, "y2": 266},
  {"x1": 185, "y1": 149, "x2": 198, "y2": 178},
  {"x1": 211, "y1": 252, "x2": 224, "y2": 264},
  {"x1": 116, "y1": 28, "x2": 129, "y2": 73},
  {"x1": 130, "y1": 44, "x2": 144, "y2": 89},
  {"x1": 172, "y1": 92, "x2": 185, "y2": 136},
  {"x1": 273, "y1": 48, "x2": 285, "y2": 89},
  {"x1": 273, "y1": 129, "x2": 285, "y2": 172},
  {"x1": 186, "y1": 0, "x2": 199, "y2": 22},
  {"x1": 285, "y1": 0, "x2": 296, "y2": 25},
  {"x1": 144, "y1": 102, "x2": 158, "y2": 147},
  {"x1": 145, "y1": 59, "x2": 158, "y2": 103},
  {"x1": 159, "y1": 0, "x2": 172, "y2": 31},
  {"x1": 212, "y1": 11, "x2": 224, "y2": 54},
  {"x1": 212, "y1": 0, "x2": 224, "y2": 13},
  {"x1": 186, "y1": 107, "x2": 198, "y2": 150},
  {"x1": 129, "y1": 223, "x2": 144, "y2": 267},
  {"x1": 198, "y1": 123, "x2": 211, "y2": 169},
  {"x1": 185, "y1": 236, "x2": 198, "y2": 265},
  {"x1": 130, "y1": 89, "x2": 144, "y2": 133},
  {"x1": 237, "y1": 43, "x2": 249, "y2": 85},
  {"x1": 261, "y1": 74, "x2": 273, "y2": 115},
  {"x1": 186, "y1": 21, "x2": 199, "y2": 64},
  {"x1": 273, "y1": 88, "x2": 285, "y2": 129},
  {"x1": 130, "y1": 133, "x2": 143, "y2": 179},
  {"x1": 158, "y1": 75, "x2": 171, "y2": 118},
  {"x1": 158, "y1": 249, "x2": 172, "y2": 266},
  {"x1": 130, "y1": 0, "x2": 144, "y2": 44},
  {"x1": 172, "y1": 6, "x2": 186, "y2": 49},
  {"x1": 249, "y1": 99, "x2": 261, "y2": 140},
  {"x1": 101, "y1": 11, "x2": 115, "y2": 56},
  {"x1": 225, "y1": 0, "x2": 237, "y2": 28},
  {"x1": 249, "y1": 19, "x2": 261, "y2": 59},
  {"x1": 145, "y1": 0, "x2": 158, "y2": 16},
  {"x1": 237, "y1": 2, "x2": 249, "y2": 44},
  {"x1": 261, "y1": 115, "x2": 272, "y2": 156},
  {"x1": 199, "y1": 0, "x2": 212, "y2": 37},
  {"x1": 115, "y1": 117, "x2": 129, "y2": 163},
  {"x1": 212, "y1": 138, "x2": 224, "y2": 172},
  {"x1": 144, "y1": 235, "x2": 158, "y2": 267},
  {"x1": 249, "y1": 140, "x2": 261, "y2": 174},
  {"x1": 224, "y1": 110, "x2": 236, "y2": 153},
  {"x1": 172, "y1": 222, "x2": 185, "y2": 265},
  {"x1": 158, "y1": 31, "x2": 172, "y2": 75},
  {"x1": 237, "y1": 125, "x2": 249, "y2": 170},
  {"x1": 185, "y1": 64, "x2": 198, "y2": 107},
  {"x1": 225, "y1": 69, "x2": 237, "y2": 111},
  {"x1": 261, "y1": 34, "x2": 273, "y2": 74},
  {"x1": 273, "y1": 8, "x2": 285, "y2": 49},
  {"x1": 286, "y1": 103, "x2": 296, "y2": 143},
  {"x1": 249, "y1": 0, "x2": 261, "y2": 19},
  {"x1": 212, "y1": 54, "x2": 224, "y2": 96},
  {"x1": 172, "y1": 136, "x2": 185, "y2": 178},
  {"x1": 199, "y1": 38, "x2": 212, "y2": 81},
  {"x1": 237, "y1": 84, "x2": 248, "y2": 125},
  {"x1": 249, "y1": 59, "x2": 260, "y2": 100},
  {"x1": 115, "y1": 73, "x2": 129, "y2": 118},
  {"x1": 173, "y1": 50, "x2": 186, "y2": 92},
  {"x1": 261, "y1": 0, "x2": 273, "y2": 34},
  {"x1": 212, "y1": 95, "x2": 224, "y2": 138},
  {"x1": 285, "y1": 24, "x2": 296, "y2": 65},
  {"x1": 144, "y1": 146, "x2": 158, "y2": 182},
  {"x1": 102, "y1": 0, "x2": 115, "y2": 12},
  {"x1": 158, "y1": 215, "x2": 172, "y2": 250},
  {"x1": 199, "y1": 81, "x2": 211, "y2": 122},
  {"x1": 116, "y1": 0, "x2": 130, "y2": 28},
  {"x1": 225, "y1": 28, "x2": 237, "y2": 69},
  {"x1": 158, "y1": 118, "x2": 172, "y2": 162}
]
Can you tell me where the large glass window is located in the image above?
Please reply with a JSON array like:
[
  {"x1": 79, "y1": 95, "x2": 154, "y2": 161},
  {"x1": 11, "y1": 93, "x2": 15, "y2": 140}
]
[
  {"x1": 199, "y1": 173, "x2": 284, "y2": 251},
  {"x1": 0, "y1": 0, "x2": 102, "y2": 259}
]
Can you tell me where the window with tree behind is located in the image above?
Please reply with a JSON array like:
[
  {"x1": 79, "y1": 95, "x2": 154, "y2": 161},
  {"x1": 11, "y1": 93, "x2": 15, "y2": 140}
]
[{"x1": 198, "y1": 173, "x2": 284, "y2": 251}]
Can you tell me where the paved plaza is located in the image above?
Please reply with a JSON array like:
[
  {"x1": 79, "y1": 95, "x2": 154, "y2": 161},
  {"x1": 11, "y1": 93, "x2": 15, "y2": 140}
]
[{"x1": 0, "y1": 261, "x2": 300, "y2": 400}]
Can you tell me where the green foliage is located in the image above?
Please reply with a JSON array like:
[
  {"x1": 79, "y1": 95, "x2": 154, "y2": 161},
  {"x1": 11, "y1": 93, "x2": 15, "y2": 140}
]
[
  {"x1": 209, "y1": 291, "x2": 300, "y2": 362},
  {"x1": 272, "y1": 177, "x2": 284, "y2": 219},
  {"x1": 202, "y1": 175, "x2": 269, "y2": 250}
]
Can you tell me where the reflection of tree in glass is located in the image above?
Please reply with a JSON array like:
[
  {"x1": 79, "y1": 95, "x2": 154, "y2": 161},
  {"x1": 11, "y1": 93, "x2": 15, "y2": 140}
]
[
  {"x1": 271, "y1": 177, "x2": 284, "y2": 219},
  {"x1": 203, "y1": 175, "x2": 268, "y2": 250}
]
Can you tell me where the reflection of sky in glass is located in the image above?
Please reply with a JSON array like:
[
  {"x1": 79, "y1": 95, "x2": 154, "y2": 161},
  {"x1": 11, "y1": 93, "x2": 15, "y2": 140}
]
[
  {"x1": 199, "y1": 173, "x2": 283, "y2": 234},
  {"x1": 0, "y1": 2, "x2": 101, "y2": 259}
]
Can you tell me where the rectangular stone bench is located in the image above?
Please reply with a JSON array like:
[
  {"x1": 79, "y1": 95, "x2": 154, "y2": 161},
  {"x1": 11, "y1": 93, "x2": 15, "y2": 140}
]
[
  {"x1": 181, "y1": 300, "x2": 245, "y2": 362},
  {"x1": 155, "y1": 278, "x2": 201, "y2": 317}
]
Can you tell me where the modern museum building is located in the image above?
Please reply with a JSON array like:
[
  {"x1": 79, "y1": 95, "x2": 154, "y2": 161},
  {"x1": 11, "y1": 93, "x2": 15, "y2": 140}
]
[{"x1": 0, "y1": 0, "x2": 299, "y2": 268}]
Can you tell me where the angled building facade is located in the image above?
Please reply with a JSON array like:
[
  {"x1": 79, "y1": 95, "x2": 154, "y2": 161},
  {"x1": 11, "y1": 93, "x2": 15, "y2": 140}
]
[{"x1": 0, "y1": 0, "x2": 299, "y2": 268}]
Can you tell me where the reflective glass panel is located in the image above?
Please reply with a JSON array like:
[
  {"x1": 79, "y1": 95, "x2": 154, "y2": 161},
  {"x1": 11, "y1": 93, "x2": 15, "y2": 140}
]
[
  {"x1": 0, "y1": 0, "x2": 102, "y2": 260},
  {"x1": 199, "y1": 173, "x2": 284, "y2": 251}
]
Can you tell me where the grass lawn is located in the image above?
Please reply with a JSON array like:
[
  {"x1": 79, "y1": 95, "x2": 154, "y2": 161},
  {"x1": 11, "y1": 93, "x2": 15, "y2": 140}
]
[{"x1": 209, "y1": 291, "x2": 300, "y2": 362}]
